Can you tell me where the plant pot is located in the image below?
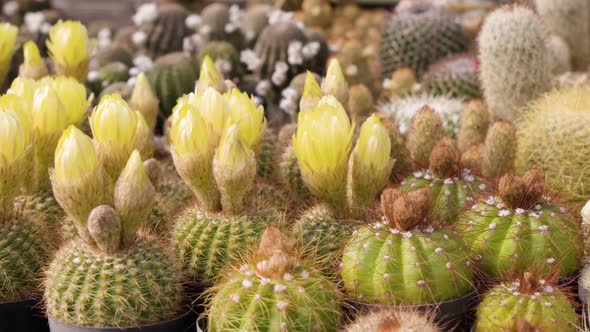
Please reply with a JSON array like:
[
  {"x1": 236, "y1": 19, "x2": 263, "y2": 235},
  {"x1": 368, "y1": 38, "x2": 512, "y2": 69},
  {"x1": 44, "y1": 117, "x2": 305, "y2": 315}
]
[
  {"x1": 48, "y1": 308, "x2": 197, "y2": 332},
  {"x1": 196, "y1": 316, "x2": 206, "y2": 332},
  {"x1": 0, "y1": 297, "x2": 49, "y2": 332},
  {"x1": 348, "y1": 290, "x2": 479, "y2": 332}
]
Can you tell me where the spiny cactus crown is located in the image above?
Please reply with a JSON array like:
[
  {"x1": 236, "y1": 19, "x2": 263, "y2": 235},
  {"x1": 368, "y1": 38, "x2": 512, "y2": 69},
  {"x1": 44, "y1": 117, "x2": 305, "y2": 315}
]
[{"x1": 498, "y1": 170, "x2": 545, "y2": 210}]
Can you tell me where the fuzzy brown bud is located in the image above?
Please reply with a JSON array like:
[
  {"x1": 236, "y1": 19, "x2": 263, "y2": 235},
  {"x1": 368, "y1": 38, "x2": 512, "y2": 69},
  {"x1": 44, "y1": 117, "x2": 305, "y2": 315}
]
[
  {"x1": 87, "y1": 205, "x2": 121, "y2": 254},
  {"x1": 429, "y1": 138, "x2": 460, "y2": 179}
]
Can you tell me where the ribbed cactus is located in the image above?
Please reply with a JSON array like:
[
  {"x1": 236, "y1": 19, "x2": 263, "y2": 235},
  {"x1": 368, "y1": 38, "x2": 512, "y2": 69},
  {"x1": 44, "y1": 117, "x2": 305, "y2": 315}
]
[
  {"x1": 341, "y1": 188, "x2": 474, "y2": 305},
  {"x1": 253, "y1": 22, "x2": 306, "y2": 79},
  {"x1": 423, "y1": 53, "x2": 481, "y2": 99},
  {"x1": 457, "y1": 171, "x2": 582, "y2": 278},
  {"x1": 345, "y1": 309, "x2": 440, "y2": 332},
  {"x1": 476, "y1": 272, "x2": 576, "y2": 332},
  {"x1": 516, "y1": 87, "x2": 590, "y2": 200},
  {"x1": 240, "y1": 4, "x2": 269, "y2": 45},
  {"x1": 478, "y1": 6, "x2": 551, "y2": 122},
  {"x1": 535, "y1": 0, "x2": 589, "y2": 71},
  {"x1": 206, "y1": 226, "x2": 341, "y2": 332},
  {"x1": 142, "y1": 3, "x2": 190, "y2": 58},
  {"x1": 198, "y1": 41, "x2": 243, "y2": 81},
  {"x1": 256, "y1": 127, "x2": 277, "y2": 179},
  {"x1": 380, "y1": 10, "x2": 468, "y2": 79},
  {"x1": 400, "y1": 139, "x2": 486, "y2": 223}
]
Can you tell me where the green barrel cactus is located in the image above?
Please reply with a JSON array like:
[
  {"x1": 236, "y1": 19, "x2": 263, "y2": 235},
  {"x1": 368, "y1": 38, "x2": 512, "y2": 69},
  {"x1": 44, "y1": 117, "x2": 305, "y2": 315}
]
[
  {"x1": 380, "y1": 10, "x2": 468, "y2": 79},
  {"x1": 423, "y1": 53, "x2": 481, "y2": 99},
  {"x1": 475, "y1": 272, "x2": 577, "y2": 332},
  {"x1": 341, "y1": 188, "x2": 474, "y2": 305},
  {"x1": 345, "y1": 309, "x2": 440, "y2": 332},
  {"x1": 478, "y1": 5, "x2": 551, "y2": 122},
  {"x1": 143, "y1": 3, "x2": 190, "y2": 58},
  {"x1": 400, "y1": 139, "x2": 486, "y2": 223},
  {"x1": 253, "y1": 22, "x2": 306, "y2": 79},
  {"x1": 457, "y1": 170, "x2": 582, "y2": 278},
  {"x1": 148, "y1": 52, "x2": 199, "y2": 118},
  {"x1": 206, "y1": 226, "x2": 341, "y2": 332},
  {"x1": 45, "y1": 205, "x2": 182, "y2": 327},
  {"x1": 256, "y1": 127, "x2": 277, "y2": 180}
]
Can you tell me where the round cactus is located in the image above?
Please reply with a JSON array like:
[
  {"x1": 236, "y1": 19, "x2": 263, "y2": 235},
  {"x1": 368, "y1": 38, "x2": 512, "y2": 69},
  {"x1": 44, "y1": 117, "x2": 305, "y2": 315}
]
[
  {"x1": 253, "y1": 22, "x2": 306, "y2": 79},
  {"x1": 380, "y1": 10, "x2": 468, "y2": 79},
  {"x1": 90, "y1": 43, "x2": 134, "y2": 69},
  {"x1": 206, "y1": 226, "x2": 341, "y2": 332},
  {"x1": 516, "y1": 86, "x2": 590, "y2": 200},
  {"x1": 423, "y1": 53, "x2": 481, "y2": 99},
  {"x1": 198, "y1": 41, "x2": 243, "y2": 81},
  {"x1": 341, "y1": 188, "x2": 474, "y2": 305},
  {"x1": 0, "y1": 212, "x2": 50, "y2": 302},
  {"x1": 457, "y1": 171, "x2": 582, "y2": 278},
  {"x1": 240, "y1": 4, "x2": 270, "y2": 45},
  {"x1": 478, "y1": 6, "x2": 551, "y2": 122},
  {"x1": 45, "y1": 205, "x2": 183, "y2": 327},
  {"x1": 88, "y1": 61, "x2": 130, "y2": 95},
  {"x1": 200, "y1": 3, "x2": 242, "y2": 47},
  {"x1": 400, "y1": 139, "x2": 486, "y2": 223},
  {"x1": 17, "y1": 190, "x2": 63, "y2": 224},
  {"x1": 345, "y1": 309, "x2": 440, "y2": 332},
  {"x1": 148, "y1": 52, "x2": 199, "y2": 118},
  {"x1": 142, "y1": 3, "x2": 190, "y2": 58},
  {"x1": 475, "y1": 272, "x2": 577, "y2": 332}
]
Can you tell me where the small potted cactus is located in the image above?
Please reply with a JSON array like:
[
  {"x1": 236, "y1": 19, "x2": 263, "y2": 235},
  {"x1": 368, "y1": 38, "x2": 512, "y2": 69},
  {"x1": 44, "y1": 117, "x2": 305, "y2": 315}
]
[
  {"x1": 205, "y1": 226, "x2": 341, "y2": 331},
  {"x1": 341, "y1": 187, "x2": 475, "y2": 322},
  {"x1": 46, "y1": 127, "x2": 188, "y2": 330},
  {"x1": 457, "y1": 170, "x2": 582, "y2": 279},
  {"x1": 475, "y1": 272, "x2": 577, "y2": 331}
]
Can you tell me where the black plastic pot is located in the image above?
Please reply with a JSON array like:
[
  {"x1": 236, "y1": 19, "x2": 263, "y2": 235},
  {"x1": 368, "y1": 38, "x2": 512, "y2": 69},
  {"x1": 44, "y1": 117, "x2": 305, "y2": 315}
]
[
  {"x1": 196, "y1": 317, "x2": 206, "y2": 332},
  {"x1": 0, "y1": 297, "x2": 49, "y2": 332},
  {"x1": 48, "y1": 308, "x2": 197, "y2": 332}
]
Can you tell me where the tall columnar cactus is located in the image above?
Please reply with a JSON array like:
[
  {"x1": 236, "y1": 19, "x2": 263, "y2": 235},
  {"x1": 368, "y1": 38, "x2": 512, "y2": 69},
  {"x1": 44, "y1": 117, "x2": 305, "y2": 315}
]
[
  {"x1": 475, "y1": 272, "x2": 576, "y2": 332},
  {"x1": 478, "y1": 6, "x2": 551, "y2": 122},
  {"x1": 0, "y1": 23, "x2": 17, "y2": 89},
  {"x1": 400, "y1": 138, "x2": 486, "y2": 223},
  {"x1": 0, "y1": 111, "x2": 50, "y2": 302},
  {"x1": 457, "y1": 170, "x2": 582, "y2": 278},
  {"x1": 207, "y1": 226, "x2": 341, "y2": 332},
  {"x1": 169, "y1": 85, "x2": 277, "y2": 283},
  {"x1": 341, "y1": 188, "x2": 474, "y2": 305},
  {"x1": 516, "y1": 87, "x2": 590, "y2": 200},
  {"x1": 380, "y1": 10, "x2": 468, "y2": 79},
  {"x1": 345, "y1": 309, "x2": 440, "y2": 332},
  {"x1": 535, "y1": 0, "x2": 589, "y2": 71},
  {"x1": 46, "y1": 20, "x2": 91, "y2": 83},
  {"x1": 47, "y1": 145, "x2": 182, "y2": 327}
]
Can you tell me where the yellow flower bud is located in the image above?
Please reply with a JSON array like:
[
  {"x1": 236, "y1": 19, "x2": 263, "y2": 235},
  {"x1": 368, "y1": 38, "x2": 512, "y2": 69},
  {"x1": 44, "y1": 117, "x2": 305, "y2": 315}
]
[
  {"x1": 90, "y1": 94, "x2": 139, "y2": 179},
  {"x1": 195, "y1": 55, "x2": 226, "y2": 93},
  {"x1": 293, "y1": 95, "x2": 354, "y2": 211},
  {"x1": 321, "y1": 59, "x2": 349, "y2": 107},
  {"x1": 350, "y1": 115, "x2": 394, "y2": 210},
  {"x1": 224, "y1": 89, "x2": 266, "y2": 152},
  {"x1": 32, "y1": 84, "x2": 69, "y2": 134},
  {"x1": 51, "y1": 125, "x2": 109, "y2": 240},
  {"x1": 7, "y1": 77, "x2": 38, "y2": 111},
  {"x1": 19, "y1": 41, "x2": 48, "y2": 80},
  {"x1": 129, "y1": 72, "x2": 159, "y2": 131},
  {"x1": 134, "y1": 111, "x2": 154, "y2": 159},
  {"x1": 300, "y1": 71, "x2": 323, "y2": 113},
  {"x1": 0, "y1": 23, "x2": 17, "y2": 87},
  {"x1": 0, "y1": 111, "x2": 28, "y2": 215},
  {"x1": 46, "y1": 76, "x2": 93, "y2": 126},
  {"x1": 170, "y1": 104, "x2": 212, "y2": 157},
  {"x1": 186, "y1": 87, "x2": 229, "y2": 145},
  {"x1": 213, "y1": 124, "x2": 256, "y2": 213},
  {"x1": 0, "y1": 94, "x2": 31, "y2": 144},
  {"x1": 46, "y1": 20, "x2": 91, "y2": 82},
  {"x1": 114, "y1": 150, "x2": 155, "y2": 245}
]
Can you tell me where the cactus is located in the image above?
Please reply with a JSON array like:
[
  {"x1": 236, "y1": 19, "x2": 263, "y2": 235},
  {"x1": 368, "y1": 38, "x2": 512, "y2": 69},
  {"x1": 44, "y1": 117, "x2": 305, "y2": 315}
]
[
  {"x1": 400, "y1": 139, "x2": 486, "y2": 223},
  {"x1": 341, "y1": 188, "x2": 474, "y2": 305},
  {"x1": 301, "y1": 0, "x2": 333, "y2": 29},
  {"x1": 516, "y1": 87, "x2": 590, "y2": 200},
  {"x1": 88, "y1": 62, "x2": 130, "y2": 95},
  {"x1": 257, "y1": 127, "x2": 277, "y2": 180},
  {"x1": 535, "y1": 0, "x2": 589, "y2": 71},
  {"x1": 382, "y1": 118, "x2": 411, "y2": 177},
  {"x1": 90, "y1": 43, "x2": 134, "y2": 69},
  {"x1": 481, "y1": 120, "x2": 516, "y2": 179},
  {"x1": 457, "y1": 171, "x2": 582, "y2": 278},
  {"x1": 200, "y1": 3, "x2": 241, "y2": 46},
  {"x1": 345, "y1": 309, "x2": 440, "y2": 332},
  {"x1": 457, "y1": 99, "x2": 489, "y2": 153},
  {"x1": 252, "y1": 22, "x2": 306, "y2": 79},
  {"x1": 546, "y1": 34, "x2": 571, "y2": 75},
  {"x1": 240, "y1": 4, "x2": 270, "y2": 44},
  {"x1": 379, "y1": 94, "x2": 464, "y2": 137},
  {"x1": 17, "y1": 190, "x2": 63, "y2": 224},
  {"x1": 198, "y1": 41, "x2": 243, "y2": 81},
  {"x1": 475, "y1": 272, "x2": 576, "y2": 332},
  {"x1": 335, "y1": 39, "x2": 375, "y2": 89},
  {"x1": 478, "y1": 6, "x2": 551, "y2": 122},
  {"x1": 380, "y1": 10, "x2": 468, "y2": 79},
  {"x1": 279, "y1": 144, "x2": 313, "y2": 202},
  {"x1": 406, "y1": 106, "x2": 445, "y2": 167},
  {"x1": 348, "y1": 84, "x2": 374, "y2": 126},
  {"x1": 423, "y1": 53, "x2": 481, "y2": 99},
  {"x1": 142, "y1": 3, "x2": 190, "y2": 58},
  {"x1": 148, "y1": 52, "x2": 199, "y2": 118},
  {"x1": 206, "y1": 226, "x2": 341, "y2": 332}
]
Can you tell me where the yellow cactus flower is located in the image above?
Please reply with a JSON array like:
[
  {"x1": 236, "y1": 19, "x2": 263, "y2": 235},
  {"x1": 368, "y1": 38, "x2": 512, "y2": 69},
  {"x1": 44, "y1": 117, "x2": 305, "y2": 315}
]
[
  {"x1": 19, "y1": 41, "x2": 48, "y2": 80},
  {"x1": 32, "y1": 84, "x2": 69, "y2": 134},
  {"x1": 114, "y1": 150, "x2": 155, "y2": 245},
  {"x1": 186, "y1": 87, "x2": 229, "y2": 145},
  {"x1": 300, "y1": 71, "x2": 323, "y2": 113},
  {"x1": 170, "y1": 104, "x2": 212, "y2": 157},
  {"x1": 0, "y1": 111, "x2": 28, "y2": 215},
  {"x1": 46, "y1": 20, "x2": 91, "y2": 82},
  {"x1": 47, "y1": 76, "x2": 93, "y2": 126},
  {"x1": 0, "y1": 23, "x2": 17, "y2": 88},
  {"x1": 0, "y1": 94, "x2": 31, "y2": 143},
  {"x1": 134, "y1": 111, "x2": 154, "y2": 159},
  {"x1": 129, "y1": 72, "x2": 159, "y2": 131},
  {"x1": 90, "y1": 94, "x2": 139, "y2": 179},
  {"x1": 51, "y1": 125, "x2": 109, "y2": 236},
  {"x1": 350, "y1": 115, "x2": 394, "y2": 211},
  {"x1": 224, "y1": 89, "x2": 266, "y2": 152},
  {"x1": 7, "y1": 77, "x2": 38, "y2": 110},
  {"x1": 195, "y1": 55, "x2": 226, "y2": 93},
  {"x1": 321, "y1": 58, "x2": 349, "y2": 107},
  {"x1": 213, "y1": 124, "x2": 256, "y2": 213},
  {"x1": 293, "y1": 95, "x2": 354, "y2": 212}
]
